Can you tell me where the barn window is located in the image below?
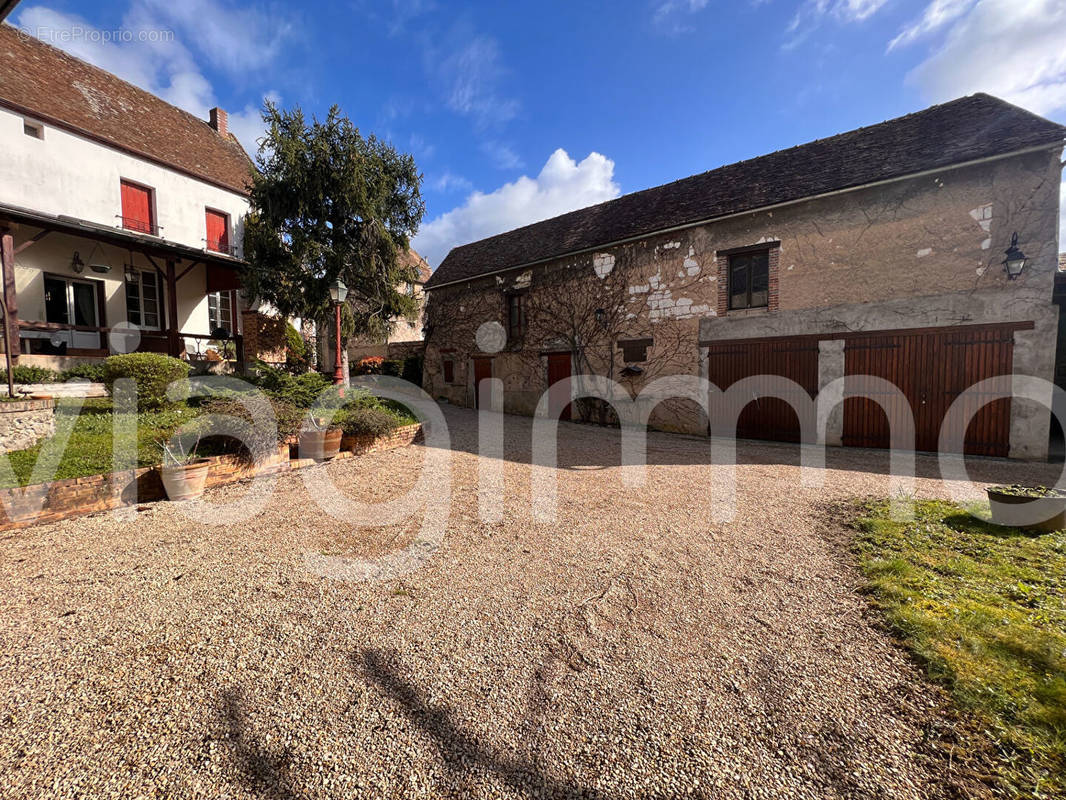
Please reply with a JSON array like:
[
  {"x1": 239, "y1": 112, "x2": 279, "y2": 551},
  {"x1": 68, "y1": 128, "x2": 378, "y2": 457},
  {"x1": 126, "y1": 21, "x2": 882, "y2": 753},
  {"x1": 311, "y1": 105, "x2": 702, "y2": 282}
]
[
  {"x1": 507, "y1": 293, "x2": 526, "y2": 339},
  {"x1": 619, "y1": 338, "x2": 653, "y2": 362},
  {"x1": 728, "y1": 248, "x2": 769, "y2": 310},
  {"x1": 442, "y1": 358, "x2": 455, "y2": 384}
]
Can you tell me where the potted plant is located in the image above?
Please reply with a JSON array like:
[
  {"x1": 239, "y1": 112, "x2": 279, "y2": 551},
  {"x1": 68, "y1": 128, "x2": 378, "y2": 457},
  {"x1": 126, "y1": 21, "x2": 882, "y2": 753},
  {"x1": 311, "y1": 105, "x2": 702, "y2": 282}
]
[
  {"x1": 298, "y1": 415, "x2": 343, "y2": 461},
  {"x1": 986, "y1": 484, "x2": 1066, "y2": 532},
  {"x1": 159, "y1": 437, "x2": 211, "y2": 501}
]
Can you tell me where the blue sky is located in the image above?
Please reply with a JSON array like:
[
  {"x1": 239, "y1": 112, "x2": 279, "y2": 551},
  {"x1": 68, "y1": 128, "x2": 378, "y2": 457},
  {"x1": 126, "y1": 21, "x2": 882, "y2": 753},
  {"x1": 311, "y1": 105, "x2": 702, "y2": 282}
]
[{"x1": 10, "y1": 0, "x2": 1066, "y2": 268}]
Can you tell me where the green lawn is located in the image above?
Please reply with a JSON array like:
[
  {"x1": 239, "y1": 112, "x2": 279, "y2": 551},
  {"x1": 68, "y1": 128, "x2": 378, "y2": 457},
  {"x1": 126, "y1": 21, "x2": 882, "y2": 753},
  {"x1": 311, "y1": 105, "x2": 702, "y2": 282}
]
[
  {"x1": 854, "y1": 500, "x2": 1066, "y2": 799},
  {"x1": 0, "y1": 398, "x2": 198, "y2": 489}
]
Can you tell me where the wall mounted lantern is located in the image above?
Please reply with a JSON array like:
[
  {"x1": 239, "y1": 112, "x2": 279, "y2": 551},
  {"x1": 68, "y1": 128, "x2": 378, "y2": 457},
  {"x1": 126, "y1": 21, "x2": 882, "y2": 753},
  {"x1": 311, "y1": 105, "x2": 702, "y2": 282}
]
[
  {"x1": 1002, "y1": 232, "x2": 1028, "y2": 280},
  {"x1": 70, "y1": 251, "x2": 85, "y2": 273}
]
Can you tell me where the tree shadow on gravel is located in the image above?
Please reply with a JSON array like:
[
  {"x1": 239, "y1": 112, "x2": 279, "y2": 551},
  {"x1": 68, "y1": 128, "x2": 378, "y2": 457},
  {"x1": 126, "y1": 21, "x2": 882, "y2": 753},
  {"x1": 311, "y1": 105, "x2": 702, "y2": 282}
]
[
  {"x1": 358, "y1": 648, "x2": 613, "y2": 800},
  {"x1": 218, "y1": 687, "x2": 303, "y2": 800}
]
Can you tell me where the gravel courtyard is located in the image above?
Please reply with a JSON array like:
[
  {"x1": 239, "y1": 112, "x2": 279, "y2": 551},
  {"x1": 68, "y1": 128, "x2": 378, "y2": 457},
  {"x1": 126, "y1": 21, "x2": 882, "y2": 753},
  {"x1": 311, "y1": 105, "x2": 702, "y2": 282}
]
[{"x1": 0, "y1": 406, "x2": 1058, "y2": 799}]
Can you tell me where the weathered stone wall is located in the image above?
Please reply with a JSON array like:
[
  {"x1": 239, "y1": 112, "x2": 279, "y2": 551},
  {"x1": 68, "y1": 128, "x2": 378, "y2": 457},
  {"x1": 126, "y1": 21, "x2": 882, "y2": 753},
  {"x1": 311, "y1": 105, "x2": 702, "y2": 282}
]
[
  {"x1": 424, "y1": 148, "x2": 1063, "y2": 454},
  {"x1": 0, "y1": 398, "x2": 55, "y2": 453},
  {"x1": 241, "y1": 310, "x2": 287, "y2": 364}
]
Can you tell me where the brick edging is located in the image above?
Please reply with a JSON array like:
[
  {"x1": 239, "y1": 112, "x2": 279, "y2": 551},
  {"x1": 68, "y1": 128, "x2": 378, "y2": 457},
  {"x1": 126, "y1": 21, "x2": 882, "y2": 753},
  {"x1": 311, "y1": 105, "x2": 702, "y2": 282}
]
[{"x1": 0, "y1": 423, "x2": 424, "y2": 532}]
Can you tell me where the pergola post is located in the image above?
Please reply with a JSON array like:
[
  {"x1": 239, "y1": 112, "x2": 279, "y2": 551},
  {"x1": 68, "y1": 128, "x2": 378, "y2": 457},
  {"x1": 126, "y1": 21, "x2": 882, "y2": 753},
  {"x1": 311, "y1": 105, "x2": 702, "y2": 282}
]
[
  {"x1": 165, "y1": 258, "x2": 179, "y2": 357},
  {"x1": 1, "y1": 230, "x2": 19, "y2": 361}
]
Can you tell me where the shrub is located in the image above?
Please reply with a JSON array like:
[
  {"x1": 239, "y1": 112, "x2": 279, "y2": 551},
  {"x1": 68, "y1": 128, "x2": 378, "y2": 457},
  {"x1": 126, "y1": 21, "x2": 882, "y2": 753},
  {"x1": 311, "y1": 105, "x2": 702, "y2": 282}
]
[
  {"x1": 354, "y1": 356, "x2": 384, "y2": 375},
  {"x1": 191, "y1": 396, "x2": 303, "y2": 458},
  {"x1": 103, "y1": 353, "x2": 191, "y2": 409},
  {"x1": 401, "y1": 355, "x2": 424, "y2": 386},
  {"x1": 60, "y1": 362, "x2": 108, "y2": 383},
  {"x1": 381, "y1": 358, "x2": 403, "y2": 377},
  {"x1": 246, "y1": 361, "x2": 332, "y2": 408},
  {"x1": 339, "y1": 407, "x2": 400, "y2": 438},
  {"x1": 284, "y1": 323, "x2": 311, "y2": 373},
  {"x1": 11, "y1": 364, "x2": 59, "y2": 384}
]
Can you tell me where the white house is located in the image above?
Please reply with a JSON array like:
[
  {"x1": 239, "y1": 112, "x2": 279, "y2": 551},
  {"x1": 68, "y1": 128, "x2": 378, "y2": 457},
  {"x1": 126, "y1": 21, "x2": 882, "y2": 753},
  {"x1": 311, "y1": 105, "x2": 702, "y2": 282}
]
[{"x1": 0, "y1": 22, "x2": 253, "y2": 369}]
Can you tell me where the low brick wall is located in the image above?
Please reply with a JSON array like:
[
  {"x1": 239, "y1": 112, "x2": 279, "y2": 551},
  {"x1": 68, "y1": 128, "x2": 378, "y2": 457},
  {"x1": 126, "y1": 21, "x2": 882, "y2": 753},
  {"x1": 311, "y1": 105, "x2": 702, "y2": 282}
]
[
  {"x1": 341, "y1": 422, "x2": 424, "y2": 455},
  {"x1": 0, "y1": 423, "x2": 424, "y2": 531},
  {"x1": 0, "y1": 398, "x2": 55, "y2": 453}
]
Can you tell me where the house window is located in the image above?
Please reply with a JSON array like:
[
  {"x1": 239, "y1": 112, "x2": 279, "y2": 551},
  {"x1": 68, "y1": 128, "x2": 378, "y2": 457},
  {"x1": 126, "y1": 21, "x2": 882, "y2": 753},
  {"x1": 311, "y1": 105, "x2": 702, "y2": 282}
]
[
  {"x1": 120, "y1": 180, "x2": 156, "y2": 235},
  {"x1": 507, "y1": 293, "x2": 526, "y2": 339},
  {"x1": 728, "y1": 249, "x2": 769, "y2": 310},
  {"x1": 442, "y1": 358, "x2": 455, "y2": 384},
  {"x1": 23, "y1": 119, "x2": 43, "y2": 139},
  {"x1": 125, "y1": 268, "x2": 163, "y2": 329},
  {"x1": 205, "y1": 208, "x2": 230, "y2": 253},
  {"x1": 619, "y1": 338, "x2": 653, "y2": 362},
  {"x1": 207, "y1": 291, "x2": 233, "y2": 334}
]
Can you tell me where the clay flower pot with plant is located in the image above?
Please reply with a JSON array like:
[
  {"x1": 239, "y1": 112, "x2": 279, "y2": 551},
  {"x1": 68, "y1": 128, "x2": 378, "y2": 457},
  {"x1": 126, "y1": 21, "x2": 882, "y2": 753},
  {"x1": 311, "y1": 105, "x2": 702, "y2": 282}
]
[
  {"x1": 986, "y1": 484, "x2": 1066, "y2": 533},
  {"x1": 298, "y1": 415, "x2": 343, "y2": 462},
  {"x1": 159, "y1": 437, "x2": 211, "y2": 502}
]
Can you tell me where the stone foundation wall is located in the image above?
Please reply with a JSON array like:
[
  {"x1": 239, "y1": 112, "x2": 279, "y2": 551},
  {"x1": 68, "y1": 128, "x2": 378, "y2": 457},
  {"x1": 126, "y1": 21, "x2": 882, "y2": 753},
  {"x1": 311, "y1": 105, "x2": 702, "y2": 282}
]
[{"x1": 0, "y1": 398, "x2": 55, "y2": 453}]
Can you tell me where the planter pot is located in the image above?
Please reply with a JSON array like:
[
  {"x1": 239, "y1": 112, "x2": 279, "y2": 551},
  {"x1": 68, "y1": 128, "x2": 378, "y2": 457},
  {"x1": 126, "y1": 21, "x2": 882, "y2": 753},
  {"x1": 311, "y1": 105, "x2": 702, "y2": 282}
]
[
  {"x1": 161, "y1": 458, "x2": 212, "y2": 501},
  {"x1": 299, "y1": 428, "x2": 343, "y2": 461},
  {"x1": 987, "y1": 488, "x2": 1066, "y2": 532}
]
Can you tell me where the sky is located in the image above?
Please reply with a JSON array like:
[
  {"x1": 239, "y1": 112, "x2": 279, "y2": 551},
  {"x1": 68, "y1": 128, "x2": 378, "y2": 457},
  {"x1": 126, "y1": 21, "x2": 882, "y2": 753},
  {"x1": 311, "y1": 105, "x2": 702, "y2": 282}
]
[{"x1": 9, "y1": 0, "x2": 1066, "y2": 269}]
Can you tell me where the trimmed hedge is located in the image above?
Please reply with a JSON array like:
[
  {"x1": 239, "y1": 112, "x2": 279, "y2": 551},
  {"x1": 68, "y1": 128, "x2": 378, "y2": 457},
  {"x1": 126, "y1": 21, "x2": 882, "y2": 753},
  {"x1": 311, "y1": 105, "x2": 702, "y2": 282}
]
[
  {"x1": 103, "y1": 353, "x2": 191, "y2": 409},
  {"x1": 339, "y1": 407, "x2": 401, "y2": 437},
  {"x1": 11, "y1": 364, "x2": 59, "y2": 384},
  {"x1": 61, "y1": 362, "x2": 108, "y2": 383}
]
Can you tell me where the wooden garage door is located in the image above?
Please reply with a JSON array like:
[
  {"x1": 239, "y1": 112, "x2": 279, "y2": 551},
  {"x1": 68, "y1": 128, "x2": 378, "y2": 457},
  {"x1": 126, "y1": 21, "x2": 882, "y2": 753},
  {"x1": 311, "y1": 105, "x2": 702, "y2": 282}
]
[
  {"x1": 705, "y1": 339, "x2": 820, "y2": 442},
  {"x1": 843, "y1": 326, "x2": 1014, "y2": 456}
]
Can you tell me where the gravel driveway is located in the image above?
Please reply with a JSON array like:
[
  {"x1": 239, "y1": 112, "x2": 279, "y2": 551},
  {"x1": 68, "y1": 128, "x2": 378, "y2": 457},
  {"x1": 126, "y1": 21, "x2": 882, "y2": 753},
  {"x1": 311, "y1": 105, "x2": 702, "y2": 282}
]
[{"x1": 0, "y1": 407, "x2": 1058, "y2": 799}]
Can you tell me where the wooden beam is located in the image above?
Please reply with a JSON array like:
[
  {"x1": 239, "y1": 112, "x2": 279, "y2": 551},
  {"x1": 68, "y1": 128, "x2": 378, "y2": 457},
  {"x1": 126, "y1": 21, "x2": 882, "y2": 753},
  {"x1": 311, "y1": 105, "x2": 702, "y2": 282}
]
[
  {"x1": 13, "y1": 230, "x2": 51, "y2": 256},
  {"x1": 175, "y1": 260, "x2": 201, "y2": 282},
  {"x1": 165, "y1": 258, "x2": 180, "y2": 357},
  {"x1": 1, "y1": 232, "x2": 19, "y2": 360}
]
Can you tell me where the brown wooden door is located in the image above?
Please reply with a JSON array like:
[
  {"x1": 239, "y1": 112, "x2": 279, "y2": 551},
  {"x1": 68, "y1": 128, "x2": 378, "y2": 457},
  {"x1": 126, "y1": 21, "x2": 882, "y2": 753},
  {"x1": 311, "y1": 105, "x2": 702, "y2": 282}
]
[
  {"x1": 473, "y1": 357, "x2": 493, "y2": 409},
  {"x1": 843, "y1": 326, "x2": 1013, "y2": 456},
  {"x1": 705, "y1": 339, "x2": 820, "y2": 442},
  {"x1": 546, "y1": 352, "x2": 572, "y2": 421}
]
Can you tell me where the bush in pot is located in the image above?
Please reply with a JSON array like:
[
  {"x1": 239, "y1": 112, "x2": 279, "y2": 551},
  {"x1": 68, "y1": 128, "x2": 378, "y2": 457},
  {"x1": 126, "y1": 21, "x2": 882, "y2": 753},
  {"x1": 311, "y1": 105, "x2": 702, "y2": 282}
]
[
  {"x1": 986, "y1": 484, "x2": 1066, "y2": 533},
  {"x1": 158, "y1": 438, "x2": 211, "y2": 501}
]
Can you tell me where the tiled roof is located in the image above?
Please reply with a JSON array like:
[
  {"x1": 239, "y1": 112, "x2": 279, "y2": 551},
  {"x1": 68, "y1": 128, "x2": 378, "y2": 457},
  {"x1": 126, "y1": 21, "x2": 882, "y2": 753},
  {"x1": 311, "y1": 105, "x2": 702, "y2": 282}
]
[
  {"x1": 400, "y1": 247, "x2": 432, "y2": 283},
  {"x1": 427, "y1": 93, "x2": 1066, "y2": 289},
  {"x1": 0, "y1": 23, "x2": 253, "y2": 194}
]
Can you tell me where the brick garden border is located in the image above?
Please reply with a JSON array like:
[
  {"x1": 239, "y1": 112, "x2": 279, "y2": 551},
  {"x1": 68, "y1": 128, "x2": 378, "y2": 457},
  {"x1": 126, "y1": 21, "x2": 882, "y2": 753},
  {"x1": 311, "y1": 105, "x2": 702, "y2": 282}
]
[{"x1": 0, "y1": 423, "x2": 423, "y2": 532}]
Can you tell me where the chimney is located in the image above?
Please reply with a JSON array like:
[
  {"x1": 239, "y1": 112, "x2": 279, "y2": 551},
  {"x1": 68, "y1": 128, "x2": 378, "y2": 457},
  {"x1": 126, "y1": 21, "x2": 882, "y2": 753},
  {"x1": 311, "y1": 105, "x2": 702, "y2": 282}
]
[{"x1": 208, "y1": 107, "x2": 228, "y2": 137}]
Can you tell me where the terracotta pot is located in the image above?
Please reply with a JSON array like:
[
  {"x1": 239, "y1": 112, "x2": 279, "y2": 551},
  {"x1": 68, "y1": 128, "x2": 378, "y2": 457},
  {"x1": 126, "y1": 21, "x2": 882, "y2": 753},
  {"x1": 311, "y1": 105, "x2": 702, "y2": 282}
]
[
  {"x1": 161, "y1": 458, "x2": 212, "y2": 501},
  {"x1": 299, "y1": 428, "x2": 343, "y2": 461},
  {"x1": 987, "y1": 488, "x2": 1066, "y2": 533}
]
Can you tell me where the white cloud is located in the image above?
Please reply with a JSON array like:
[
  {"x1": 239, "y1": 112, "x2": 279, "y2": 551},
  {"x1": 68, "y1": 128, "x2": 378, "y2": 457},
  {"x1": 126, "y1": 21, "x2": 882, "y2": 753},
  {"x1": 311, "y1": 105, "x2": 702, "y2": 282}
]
[
  {"x1": 436, "y1": 34, "x2": 519, "y2": 129},
  {"x1": 431, "y1": 171, "x2": 473, "y2": 193},
  {"x1": 887, "y1": 0, "x2": 976, "y2": 50},
  {"x1": 785, "y1": 0, "x2": 889, "y2": 47},
  {"x1": 902, "y1": 0, "x2": 1066, "y2": 116},
  {"x1": 413, "y1": 149, "x2": 621, "y2": 269},
  {"x1": 481, "y1": 140, "x2": 524, "y2": 170},
  {"x1": 14, "y1": 2, "x2": 286, "y2": 124},
  {"x1": 653, "y1": 0, "x2": 710, "y2": 34}
]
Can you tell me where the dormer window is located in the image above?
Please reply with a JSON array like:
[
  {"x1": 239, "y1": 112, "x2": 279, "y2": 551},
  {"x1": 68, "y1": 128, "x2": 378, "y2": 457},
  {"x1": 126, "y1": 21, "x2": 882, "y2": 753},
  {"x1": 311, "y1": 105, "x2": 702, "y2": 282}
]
[
  {"x1": 205, "y1": 208, "x2": 230, "y2": 253},
  {"x1": 120, "y1": 180, "x2": 156, "y2": 235}
]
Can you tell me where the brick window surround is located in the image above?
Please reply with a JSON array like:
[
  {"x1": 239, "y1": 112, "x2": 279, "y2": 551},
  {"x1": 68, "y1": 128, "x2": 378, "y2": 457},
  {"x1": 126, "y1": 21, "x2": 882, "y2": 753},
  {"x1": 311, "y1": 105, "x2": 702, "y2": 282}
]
[{"x1": 716, "y1": 242, "x2": 780, "y2": 315}]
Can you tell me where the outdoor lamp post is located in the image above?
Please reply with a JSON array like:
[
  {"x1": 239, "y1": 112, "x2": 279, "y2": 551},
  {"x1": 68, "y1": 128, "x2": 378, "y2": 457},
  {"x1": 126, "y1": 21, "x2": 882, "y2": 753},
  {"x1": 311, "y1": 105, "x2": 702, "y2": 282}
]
[
  {"x1": 1002, "y1": 232, "x2": 1028, "y2": 280},
  {"x1": 329, "y1": 278, "x2": 348, "y2": 387}
]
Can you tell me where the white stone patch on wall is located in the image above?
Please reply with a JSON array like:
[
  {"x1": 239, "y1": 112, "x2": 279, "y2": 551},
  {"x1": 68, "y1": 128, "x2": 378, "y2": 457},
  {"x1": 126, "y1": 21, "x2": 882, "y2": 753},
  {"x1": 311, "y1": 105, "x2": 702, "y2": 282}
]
[
  {"x1": 976, "y1": 265, "x2": 987, "y2": 276},
  {"x1": 629, "y1": 283, "x2": 649, "y2": 294},
  {"x1": 970, "y1": 203, "x2": 993, "y2": 251},
  {"x1": 916, "y1": 248, "x2": 932, "y2": 258},
  {"x1": 683, "y1": 246, "x2": 701, "y2": 276},
  {"x1": 663, "y1": 241, "x2": 681, "y2": 250},
  {"x1": 593, "y1": 252, "x2": 615, "y2": 278},
  {"x1": 514, "y1": 270, "x2": 532, "y2": 289}
]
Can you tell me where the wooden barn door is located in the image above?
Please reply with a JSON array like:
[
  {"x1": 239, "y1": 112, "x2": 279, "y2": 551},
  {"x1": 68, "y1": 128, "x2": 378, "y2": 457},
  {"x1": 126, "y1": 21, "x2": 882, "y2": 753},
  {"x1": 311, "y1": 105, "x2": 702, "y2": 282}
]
[
  {"x1": 473, "y1": 357, "x2": 493, "y2": 409},
  {"x1": 704, "y1": 338, "x2": 820, "y2": 442},
  {"x1": 843, "y1": 326, "x2": 1013, "y2": 456},
  {"x1": 546, "y1": 352, "x2": 572, "y2": 421}
]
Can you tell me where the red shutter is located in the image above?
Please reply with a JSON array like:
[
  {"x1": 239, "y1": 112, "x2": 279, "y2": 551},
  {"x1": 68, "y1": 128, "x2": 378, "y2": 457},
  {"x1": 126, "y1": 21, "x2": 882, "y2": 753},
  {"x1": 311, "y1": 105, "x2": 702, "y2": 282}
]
[
  {"x1": 120, "y1": 181, "x2": 153, "y2": 233},
  {"x1": 206, "y1": 209, "x2": 229, "y2": 253}
]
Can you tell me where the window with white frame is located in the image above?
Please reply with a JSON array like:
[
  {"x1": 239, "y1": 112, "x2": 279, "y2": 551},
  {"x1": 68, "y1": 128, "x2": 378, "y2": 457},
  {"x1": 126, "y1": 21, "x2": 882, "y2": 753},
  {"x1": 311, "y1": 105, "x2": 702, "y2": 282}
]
[
  {"x1": 125, "y1": 268, "x2": 163, "y2": 329},
  {"x1": 207, "y1": 291, "x2": 233, "y2": 334}
]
